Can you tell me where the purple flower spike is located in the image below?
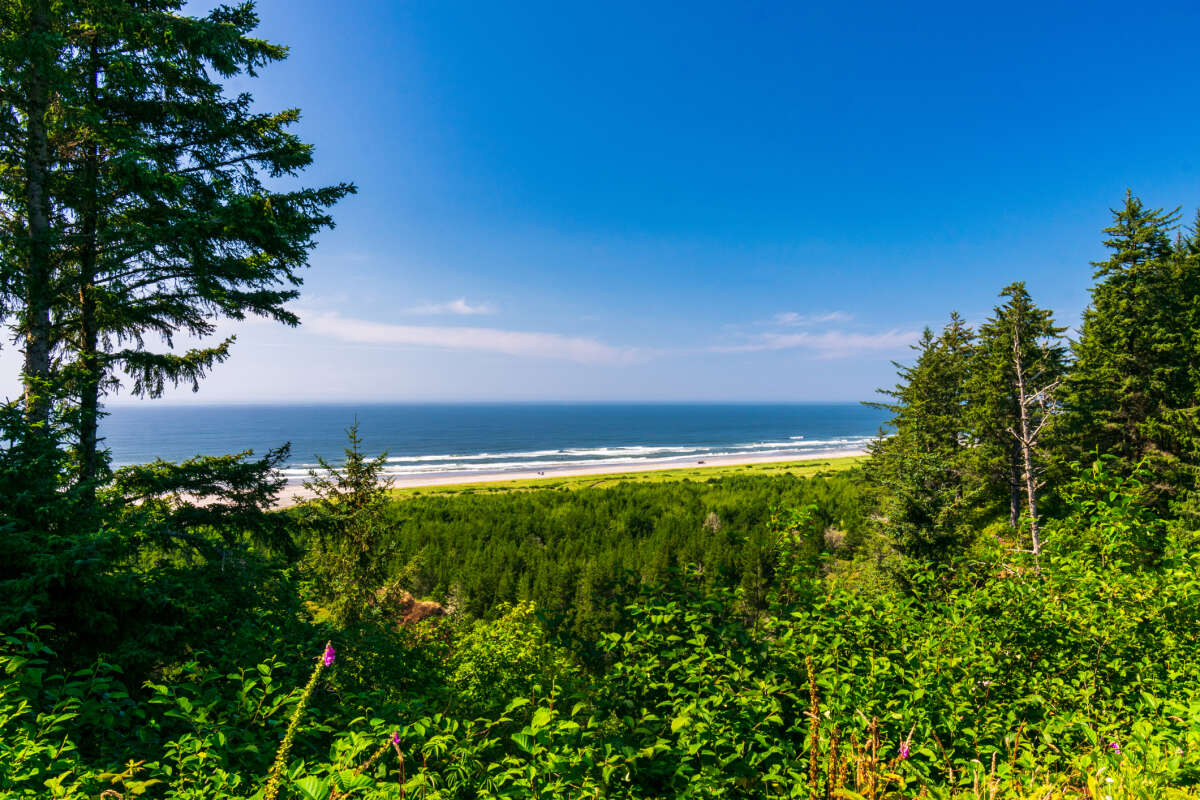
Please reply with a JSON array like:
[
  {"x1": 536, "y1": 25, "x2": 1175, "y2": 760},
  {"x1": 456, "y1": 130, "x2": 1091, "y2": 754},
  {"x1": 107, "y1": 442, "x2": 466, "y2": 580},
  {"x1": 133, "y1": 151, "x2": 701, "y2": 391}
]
[
  {"x1": 391, "y1": 731, "x2": 401, "y2": 745},
  {"x1": 322, "y1": 643, "x2": 336, "y2": 667},
  {"x1": 1109, "y1": 741, "x2": 1121, "y2": 754},
  {"x1": 899, "y1": 742, "x2": 910, "y2": 760}
]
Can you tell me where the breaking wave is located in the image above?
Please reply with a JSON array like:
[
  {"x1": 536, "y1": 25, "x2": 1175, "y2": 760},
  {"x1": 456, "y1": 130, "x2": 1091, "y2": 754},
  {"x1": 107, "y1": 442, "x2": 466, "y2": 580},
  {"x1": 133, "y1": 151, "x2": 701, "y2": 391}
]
[{"x1": 281, "y1": 435, "x2": 874, "y2": 480}]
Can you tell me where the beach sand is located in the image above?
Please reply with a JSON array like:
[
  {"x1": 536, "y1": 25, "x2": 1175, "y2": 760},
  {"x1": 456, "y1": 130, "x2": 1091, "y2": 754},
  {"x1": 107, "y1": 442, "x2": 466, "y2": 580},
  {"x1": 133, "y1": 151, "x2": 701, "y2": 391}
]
[{"x1": 275, "y1": 446, "x2": 867, "y2": 507}]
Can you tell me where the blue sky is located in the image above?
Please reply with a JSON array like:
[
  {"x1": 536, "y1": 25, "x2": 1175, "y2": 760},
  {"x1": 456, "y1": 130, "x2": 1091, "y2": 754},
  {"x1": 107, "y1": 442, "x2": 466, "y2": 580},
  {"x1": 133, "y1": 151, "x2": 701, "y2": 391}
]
[{"x1": 5, "y1": 0, "x2": 1200, "y2": 403}]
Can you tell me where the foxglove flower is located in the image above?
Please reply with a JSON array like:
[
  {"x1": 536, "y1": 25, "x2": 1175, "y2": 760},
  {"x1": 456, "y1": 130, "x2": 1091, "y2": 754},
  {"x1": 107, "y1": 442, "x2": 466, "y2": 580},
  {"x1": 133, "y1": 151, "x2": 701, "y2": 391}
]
[
  {"x1": 899, "y1": 742, "x2": 910, "y2": 760},
  {"x1": 323, "y1": 643, "x2": 336, "y2": 667},
  {"x1": 1109, "y1": 741, "x2": 1121, "y2": 754}
]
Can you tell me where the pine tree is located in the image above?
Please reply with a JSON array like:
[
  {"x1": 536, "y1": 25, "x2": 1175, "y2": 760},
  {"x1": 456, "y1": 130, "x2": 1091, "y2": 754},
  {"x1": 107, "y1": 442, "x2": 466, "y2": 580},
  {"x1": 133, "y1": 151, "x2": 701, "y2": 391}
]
[
  {"x1": 301, "y1": 420, "x2": 395, "y2": 625},
  {"x1": 866, "y1": 313, "x2": 978, "y2": 565},
  {"x1": 1062, "y1": 192, "x2": 1199, "y2": 511},
  {"x1": 0, "y1": 0, "x2": 354, "y2": 494},
  {"x1": 1158, "y1": 212, "x2": 1200, "y2": 519},
  {"x1": 0, "y1": 0, "x2": 64, "y2": 426},
  {"x1": 966, "y1": 283, "x2": 1067, "y2": 557}
]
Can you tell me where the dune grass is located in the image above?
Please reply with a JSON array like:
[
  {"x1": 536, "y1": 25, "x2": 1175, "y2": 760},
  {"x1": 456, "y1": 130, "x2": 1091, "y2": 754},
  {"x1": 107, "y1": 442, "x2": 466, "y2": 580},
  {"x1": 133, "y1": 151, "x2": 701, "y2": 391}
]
[{"x1": 387, "y1": 454, "x2": 865, "y2": 499}]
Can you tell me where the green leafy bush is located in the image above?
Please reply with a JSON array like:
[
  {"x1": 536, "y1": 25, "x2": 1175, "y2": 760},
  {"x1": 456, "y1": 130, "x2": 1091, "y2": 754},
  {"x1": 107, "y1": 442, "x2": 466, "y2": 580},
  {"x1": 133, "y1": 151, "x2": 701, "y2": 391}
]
[{"x1": 447, "y1": 603, "x2": 576, "y2": 717}]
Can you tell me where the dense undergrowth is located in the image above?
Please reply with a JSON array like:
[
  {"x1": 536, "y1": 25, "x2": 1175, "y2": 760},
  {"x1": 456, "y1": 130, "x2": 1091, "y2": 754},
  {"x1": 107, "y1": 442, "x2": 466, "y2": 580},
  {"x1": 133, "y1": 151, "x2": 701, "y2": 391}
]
[{"x1": 3, "y1": 460, "x2": 1200, "y2": 799}]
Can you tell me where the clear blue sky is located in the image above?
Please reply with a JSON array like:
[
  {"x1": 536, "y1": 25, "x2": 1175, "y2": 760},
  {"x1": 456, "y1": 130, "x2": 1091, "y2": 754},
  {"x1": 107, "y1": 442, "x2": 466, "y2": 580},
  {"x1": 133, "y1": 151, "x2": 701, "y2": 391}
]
[{"x1": 5, "y1": 0, "x2": 1200, "y2": 403}]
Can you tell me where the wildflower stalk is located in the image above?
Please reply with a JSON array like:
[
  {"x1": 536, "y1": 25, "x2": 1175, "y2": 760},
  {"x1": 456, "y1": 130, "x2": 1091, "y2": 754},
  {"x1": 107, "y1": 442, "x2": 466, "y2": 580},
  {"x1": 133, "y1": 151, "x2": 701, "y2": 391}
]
[
  {"x1": 836, "y1": 741, "x2": 849, "y2": 794},
  {"x1": 806, "y1": 655, "x2": 820, "y2": 794},
  {"x1": 826, "y1": 724, "x2": 840, "y2": 800},
  {"x1": 868, "y1": 717, "x2": 879, "y2": 800},
  {"x1": 329, "y1": 735, "x2": 392, "y2": 800},
  {"x1": 264, "y1": 642, "x2": 335, "y2": 800},
  {"x1": 850, "y1": 732, "x2": 863, "y2": 790}
]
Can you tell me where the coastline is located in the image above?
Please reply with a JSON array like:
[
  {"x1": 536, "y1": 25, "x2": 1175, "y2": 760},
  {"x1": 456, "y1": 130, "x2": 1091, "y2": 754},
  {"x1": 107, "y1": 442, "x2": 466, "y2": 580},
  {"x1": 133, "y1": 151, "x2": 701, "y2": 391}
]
[{"x1": 275, "y1": 446, "x2": 867, "y2": 507}]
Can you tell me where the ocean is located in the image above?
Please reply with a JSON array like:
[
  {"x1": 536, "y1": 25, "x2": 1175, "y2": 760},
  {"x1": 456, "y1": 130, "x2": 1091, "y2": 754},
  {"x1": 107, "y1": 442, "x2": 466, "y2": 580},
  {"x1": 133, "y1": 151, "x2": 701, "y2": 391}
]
[{"x1": 100, "y1": 402, "x2": 888, "y2": 482}]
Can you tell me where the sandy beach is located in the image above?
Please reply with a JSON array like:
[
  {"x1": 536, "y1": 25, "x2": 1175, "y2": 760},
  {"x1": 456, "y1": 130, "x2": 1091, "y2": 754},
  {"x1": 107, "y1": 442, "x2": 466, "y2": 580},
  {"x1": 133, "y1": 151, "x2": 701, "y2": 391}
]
[{"x1": 275, "y1": 446, "x2": 867, "y2": 507}]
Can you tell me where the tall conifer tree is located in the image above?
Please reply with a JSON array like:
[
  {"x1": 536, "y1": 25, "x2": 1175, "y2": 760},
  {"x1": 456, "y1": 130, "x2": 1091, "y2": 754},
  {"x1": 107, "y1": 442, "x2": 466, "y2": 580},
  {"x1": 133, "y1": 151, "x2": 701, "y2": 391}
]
[
  {"x1": 1, "y1": 0, "x2": 354, "y2": 493},
  {"x1": 867, "y1": 313, "x2": 977, "y2": 565},
  {"x1": 0, "y1": 0, "x2": 65, "y2": 425},
  {"x1": 1062, "y1": 192, "x2": 1199, "y2": 512},
  {"x1": 966, "y1": 283, "x2": 1066, "y2": 531}
]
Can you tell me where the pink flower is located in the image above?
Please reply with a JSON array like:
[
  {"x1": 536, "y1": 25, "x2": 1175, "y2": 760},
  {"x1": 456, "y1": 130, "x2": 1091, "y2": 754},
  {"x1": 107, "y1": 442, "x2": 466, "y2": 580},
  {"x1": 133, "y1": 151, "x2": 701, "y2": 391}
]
[
  {"x1": 391, "y1": 731, "x2": 401, "y2": 745},
  {"x1": 1109, "y1": 741, "x2": 1121, "y2": 754},
  {"x1": 899, "y1": 742, "x2": 910, "y2": 760},
  {"x1": 322, "y1": 643, "x2": 336, "y2": 667}
]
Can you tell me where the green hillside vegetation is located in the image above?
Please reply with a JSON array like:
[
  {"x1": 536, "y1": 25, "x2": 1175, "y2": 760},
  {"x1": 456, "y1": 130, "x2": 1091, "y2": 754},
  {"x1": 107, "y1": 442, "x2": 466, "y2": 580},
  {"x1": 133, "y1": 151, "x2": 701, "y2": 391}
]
[
  {"x1": 3, "y1": 2, "x2": 1200, "y2": 798},
  {"x1": 364, "y1": 466, "x2": 871, "y2": 640}
]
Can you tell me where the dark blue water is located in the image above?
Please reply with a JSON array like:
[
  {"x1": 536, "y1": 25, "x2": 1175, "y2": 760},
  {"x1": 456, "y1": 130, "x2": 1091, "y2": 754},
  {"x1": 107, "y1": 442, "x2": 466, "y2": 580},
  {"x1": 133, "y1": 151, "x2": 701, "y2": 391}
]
[{"x1": 100, "y1": 403, "x2": 887, "y2": 481}]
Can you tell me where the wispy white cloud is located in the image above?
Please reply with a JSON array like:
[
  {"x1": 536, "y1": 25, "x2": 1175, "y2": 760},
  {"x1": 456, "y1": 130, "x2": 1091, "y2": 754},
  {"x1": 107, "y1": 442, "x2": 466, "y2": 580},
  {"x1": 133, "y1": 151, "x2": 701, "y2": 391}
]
[
  {"x1": 713, "y1": 328, "x2": 918, "y2": 358},
  {"x1": 406, "y1": 297, "x2": 496, "y2": 316},
  {"x1": 771, "y1": 310, "x2": 854, "y2": 326},
  {"x1": 305, "y1": 312, "x2": 643, "y2": 365},
  {"x1": 712, "y1": 309, "x2": 914, "y2": 358}
]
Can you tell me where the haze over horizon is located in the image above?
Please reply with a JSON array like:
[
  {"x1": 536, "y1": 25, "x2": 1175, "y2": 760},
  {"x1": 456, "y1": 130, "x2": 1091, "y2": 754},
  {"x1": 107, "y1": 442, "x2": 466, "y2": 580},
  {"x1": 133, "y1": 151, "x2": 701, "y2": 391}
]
[{"x1": 4, "y1": 0, "x2": 1200, "y2": 404}]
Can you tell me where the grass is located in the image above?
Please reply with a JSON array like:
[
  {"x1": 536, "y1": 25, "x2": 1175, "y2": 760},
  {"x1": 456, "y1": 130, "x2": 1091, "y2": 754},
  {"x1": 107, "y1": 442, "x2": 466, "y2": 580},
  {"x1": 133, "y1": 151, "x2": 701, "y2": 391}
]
[{"x1": 386, "y1": 454, "x2": 865, "y2": 499}]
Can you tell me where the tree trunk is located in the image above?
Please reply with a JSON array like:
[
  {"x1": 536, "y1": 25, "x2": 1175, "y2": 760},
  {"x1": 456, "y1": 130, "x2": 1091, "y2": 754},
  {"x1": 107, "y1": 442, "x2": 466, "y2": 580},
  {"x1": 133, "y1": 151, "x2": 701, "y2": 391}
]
[
  {"x1": 1011, "y1": 327, "x2": 1042, "y2": 563},
  {"x1": 77, "y1": 38, "x2": 103, "y2": 497},
  {"x1": 1008, "y1": 457, "x2": 1021, "y2": 529},
  {"x1": 21, "y1": 0, "x2": 54, "y2": 425},
  {"x1": 1017, "y1": 401, "x2": 1041, "y2": 556}
]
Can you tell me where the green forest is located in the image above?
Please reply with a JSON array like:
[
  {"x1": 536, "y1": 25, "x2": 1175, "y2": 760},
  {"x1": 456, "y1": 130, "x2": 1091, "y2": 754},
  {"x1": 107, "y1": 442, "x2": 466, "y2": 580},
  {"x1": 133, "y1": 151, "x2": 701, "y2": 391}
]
[{"x1": 3, "y1": 2, "x2": 1200, "y2": 798}]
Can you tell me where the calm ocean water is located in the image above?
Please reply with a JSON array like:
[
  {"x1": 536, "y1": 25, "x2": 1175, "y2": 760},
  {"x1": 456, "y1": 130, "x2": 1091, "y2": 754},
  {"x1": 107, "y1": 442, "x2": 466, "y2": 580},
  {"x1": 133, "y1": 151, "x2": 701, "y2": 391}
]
[{"x1": 100, "y1": 403, "x2": 887, "y2": 481}]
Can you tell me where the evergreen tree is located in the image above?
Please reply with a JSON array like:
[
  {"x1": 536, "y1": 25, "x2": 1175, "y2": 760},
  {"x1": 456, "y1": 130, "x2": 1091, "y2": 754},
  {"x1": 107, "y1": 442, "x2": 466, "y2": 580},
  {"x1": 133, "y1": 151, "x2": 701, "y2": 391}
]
[
  {"x1": 0, "y1": 0, "x2": 65, "y2": 426},
  {"x1": 0, "y1": 0, "x2": 354, "y2": 495},
  {"x1": 1161, "y1": 212, "x2": 1200, "y2": 519},
  {"x1": 1062, "y1": 192, "x2": 1199, "y2": 512},
  {"x1": 109, "y1": 445, "x2": 292, "y2": 555},
  {"x1": 966, "y1": 283, "x2": 1067, "y2": 544},
  {"x1": 300, "y1": 420, "x2": 395, "y2": 626},
  {"x1": 0, "y1": 0, "x2": 348, "y2": 651},
  {"x1": 866, "y1": 313, "x2": 978, "y2": 566}
]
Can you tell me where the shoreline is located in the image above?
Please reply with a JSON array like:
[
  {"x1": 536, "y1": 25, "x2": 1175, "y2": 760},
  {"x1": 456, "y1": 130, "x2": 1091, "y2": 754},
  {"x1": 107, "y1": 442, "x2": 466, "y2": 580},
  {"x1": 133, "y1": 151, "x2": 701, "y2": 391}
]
[{"x1": 275, "y1": 447, "x2": 867, "y2": 507}]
